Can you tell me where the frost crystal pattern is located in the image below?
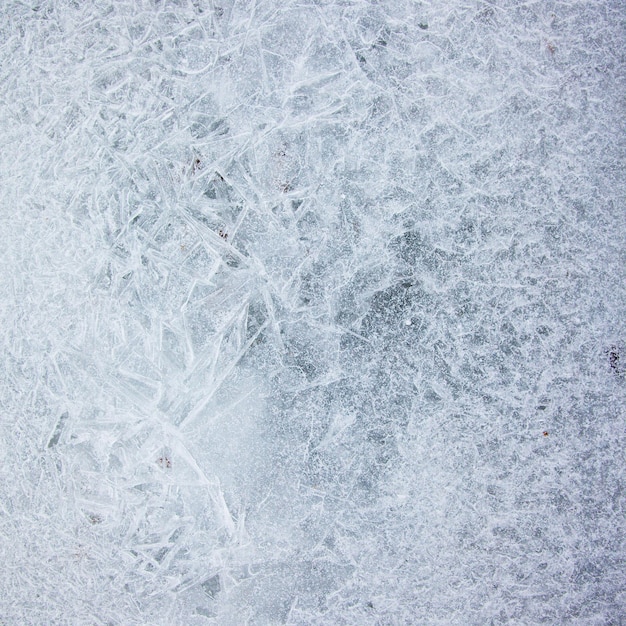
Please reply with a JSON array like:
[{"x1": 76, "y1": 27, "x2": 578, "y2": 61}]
[{"x1": 1, "y1": 0, "x2": 624, "y2": 624}]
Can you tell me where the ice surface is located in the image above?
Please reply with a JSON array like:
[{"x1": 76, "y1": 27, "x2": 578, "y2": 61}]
[{"x1": 1, "y1": 0, "x2": 625, "y2": 624}]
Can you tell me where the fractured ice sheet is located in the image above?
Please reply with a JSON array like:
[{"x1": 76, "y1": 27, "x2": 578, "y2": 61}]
[{"x1": 0, "y1": 0, "x2": 624, "y2": 624}]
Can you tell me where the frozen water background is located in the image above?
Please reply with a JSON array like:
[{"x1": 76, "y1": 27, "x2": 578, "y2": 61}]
[{"x1": 0, "y1": 0, "x2": 624, "y2": 624}]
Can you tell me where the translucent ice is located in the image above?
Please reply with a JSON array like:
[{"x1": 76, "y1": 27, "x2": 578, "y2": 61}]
[{"x1": 1, "y1": 0, "x2": 624, "y2": 624}]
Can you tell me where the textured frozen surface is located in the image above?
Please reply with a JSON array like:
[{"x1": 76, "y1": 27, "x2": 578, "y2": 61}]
[{"x1": 0, "y1": 0, "x2": 625, "y2": 624}]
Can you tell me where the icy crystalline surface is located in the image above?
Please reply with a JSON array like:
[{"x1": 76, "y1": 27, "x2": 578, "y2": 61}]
[{"x1": 0, "y1": 0, "x2": 624, "y2": 624}]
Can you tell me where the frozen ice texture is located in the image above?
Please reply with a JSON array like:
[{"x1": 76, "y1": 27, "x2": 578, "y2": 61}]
[{"x1": 0, "y1": 0, "x2": 624, "y2": 624}]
